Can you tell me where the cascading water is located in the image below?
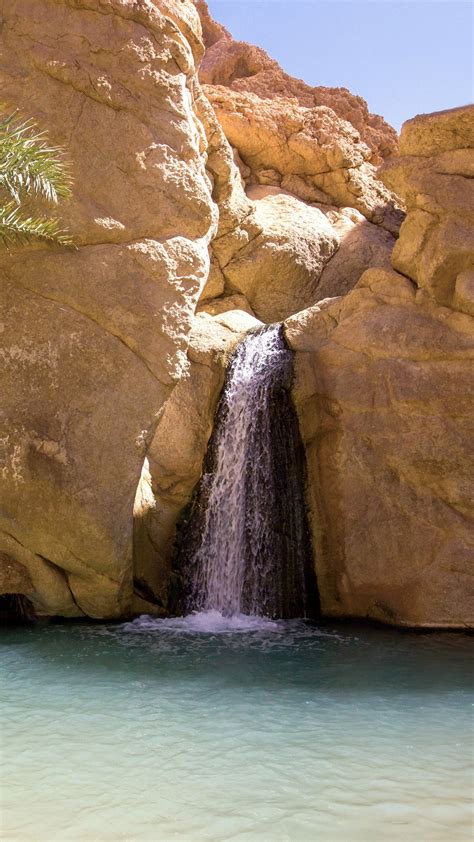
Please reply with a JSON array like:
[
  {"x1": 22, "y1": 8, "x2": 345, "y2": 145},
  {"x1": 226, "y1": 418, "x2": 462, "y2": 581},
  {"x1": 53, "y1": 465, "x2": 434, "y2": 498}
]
[{"x1": 175, "y1": 323, "x2": 319, "y2": 620}]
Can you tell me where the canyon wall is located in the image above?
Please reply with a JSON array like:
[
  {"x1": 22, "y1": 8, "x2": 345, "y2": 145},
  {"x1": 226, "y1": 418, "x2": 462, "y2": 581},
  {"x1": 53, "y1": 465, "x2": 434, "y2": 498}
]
[
  {"x1": 286, "y1": 106, "x2": 474, "y2": 627},
  {"x1": 135, "y1": 0, "x2": 406, "y2": 612},
  {"x1": 0, "y1": 0, "x2": 471, "y2": 626},
  {"x1": 194, "y1": 0, "x2": 404, "y2": 323},
  {"x1": 0, "y1": 0, "x2": 216, "y2": 617}
]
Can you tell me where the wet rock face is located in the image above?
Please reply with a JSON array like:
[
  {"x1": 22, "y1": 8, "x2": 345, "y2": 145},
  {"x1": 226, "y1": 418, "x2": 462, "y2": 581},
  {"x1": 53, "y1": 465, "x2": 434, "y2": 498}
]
[
  {"x1": 285, "y1": 107, "x2": 474, "y2": 629},
  {"x1": 133, "y1": 307, "x2": 262, "y2": 613},
  {"x1": 0, "y1": 0, "x2": 216, "y2": 618}
]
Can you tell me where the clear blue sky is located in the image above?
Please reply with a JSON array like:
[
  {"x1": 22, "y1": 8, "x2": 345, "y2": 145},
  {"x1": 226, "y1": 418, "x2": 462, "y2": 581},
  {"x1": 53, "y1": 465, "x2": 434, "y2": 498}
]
[{"x1": 207, "y1": 1, "x2": 473, "y2": 131}]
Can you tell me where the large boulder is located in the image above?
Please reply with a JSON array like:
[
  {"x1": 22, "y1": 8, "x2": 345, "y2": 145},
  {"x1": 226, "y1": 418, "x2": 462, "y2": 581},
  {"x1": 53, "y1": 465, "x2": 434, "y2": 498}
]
[
  {"x1": 315, "y1": 208, "x2": 395, "y2": 300},
  {"x1": 285, "y1": 106, "x2": 474, "y2": 628},
  {"x1": 0, "y1": 0, "x2": 216, "y2": 618},
  {"x1": 379, "y1": 105, "x2": 474, "y2": 313},
  {"x1": 221, "y1": 190, "x2": 339, "y2": 322},
  {"x1": 286, "y1": 268, "x2": 474, "y2": 628}
]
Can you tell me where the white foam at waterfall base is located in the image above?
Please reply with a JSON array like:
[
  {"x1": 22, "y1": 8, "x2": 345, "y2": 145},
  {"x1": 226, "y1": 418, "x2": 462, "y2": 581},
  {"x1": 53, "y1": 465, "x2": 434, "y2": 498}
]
[{"x1": 123, "y1": 610, "x2": 281, "y2": 634}]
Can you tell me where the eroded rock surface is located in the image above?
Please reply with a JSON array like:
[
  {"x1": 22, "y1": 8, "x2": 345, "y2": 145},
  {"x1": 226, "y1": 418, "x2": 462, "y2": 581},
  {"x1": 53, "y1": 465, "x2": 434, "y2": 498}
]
[
  {"x1": 191, "y1": 0, "x2": 403, "y2": 320},
  {"x1": 195, "y1": 0, "x2": 398, "y2": 163},
  {"x1": 194, "y1": 84, "x2": 400, "y2": 322},
  {"x1": 285, "y1": 107, "x2": 474, "y2": 628},
  {"x1": 0, "y1": 0, "x2": 216, "y2": 618},
  {"x1": 205, "y1": 86, "x2": 402, "y2": 233},
  {"x1": 1, "y1": 1, "x2": 470, "y2": 629},
  {"x1": 379, "y1": 105, "x2": 474, "y2": 314}
]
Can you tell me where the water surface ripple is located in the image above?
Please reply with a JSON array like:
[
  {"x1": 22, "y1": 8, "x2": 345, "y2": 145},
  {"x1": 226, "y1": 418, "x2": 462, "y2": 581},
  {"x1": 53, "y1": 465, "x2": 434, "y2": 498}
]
[{"x1": 1, "y1": 617, "x2": 472, "y2": 841}]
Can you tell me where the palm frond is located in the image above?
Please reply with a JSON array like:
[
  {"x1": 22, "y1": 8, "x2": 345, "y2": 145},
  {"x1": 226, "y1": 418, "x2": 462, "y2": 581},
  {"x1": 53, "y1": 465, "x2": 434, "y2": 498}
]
[
  {"x1": 0, "y1": 113, "x2": 73, "y2": 204},
  {"x1": 0, "y1": 200, "x2": 73, "y2": 246}
]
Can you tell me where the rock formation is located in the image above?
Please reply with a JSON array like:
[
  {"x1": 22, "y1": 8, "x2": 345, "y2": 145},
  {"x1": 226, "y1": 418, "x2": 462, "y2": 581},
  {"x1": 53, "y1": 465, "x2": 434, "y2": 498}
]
[
  {"x1": 0, "y1": 0, "x2": 216, "y2": 617},
  {"x1": 194, "y1": 0, "x2": 398, "y2": 163},
  {"x1": 192, "y1": 0, "x2": 404, "y2": 323},
  {"x1": 0, "y1": 0, "x2": 471, "y2": 628},
  {"x1": 381, "y1": 106, "x2": 474, "y2": 315},
  {"x1": 285, "y1": 106, "x2": 474, "y2": 628}
]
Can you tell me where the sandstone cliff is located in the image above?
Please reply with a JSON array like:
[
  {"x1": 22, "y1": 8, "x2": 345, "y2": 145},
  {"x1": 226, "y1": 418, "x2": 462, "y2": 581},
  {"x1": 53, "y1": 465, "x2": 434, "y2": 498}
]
[
  {"x1": 285, "y1": 106, "x2": 474, "y2": 628},
  {"x1": 0, "y1": 0, "x2": 216, "y2": 617},
  {"x1": 192, "y1": 0, "x2": 404, "y2": 324},
  {"x1": 194, "y1": 0, "x2": 398, "y2": 164},
  {"x1": 0, "y1": 1, "x2": 471, "y2": 627}
]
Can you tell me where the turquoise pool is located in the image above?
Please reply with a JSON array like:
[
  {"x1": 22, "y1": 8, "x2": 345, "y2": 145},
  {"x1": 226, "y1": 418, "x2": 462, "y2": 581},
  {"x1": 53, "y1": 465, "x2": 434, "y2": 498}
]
[{"x1": 1, "y1": 614, "x2": 472, "y2": 841}]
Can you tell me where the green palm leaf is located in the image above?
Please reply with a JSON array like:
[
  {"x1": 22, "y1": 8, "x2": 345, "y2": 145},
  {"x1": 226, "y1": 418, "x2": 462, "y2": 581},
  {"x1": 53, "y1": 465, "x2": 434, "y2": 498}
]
[
  {"x1": 0, "y1": 113, "x2": 72, "y2": 204},
  {"x1": 0, "y1": 200, "x2": 73, "y2": 247},
  {"x1": 0, "y1": 111, "x2": 73, "y2": 247}
]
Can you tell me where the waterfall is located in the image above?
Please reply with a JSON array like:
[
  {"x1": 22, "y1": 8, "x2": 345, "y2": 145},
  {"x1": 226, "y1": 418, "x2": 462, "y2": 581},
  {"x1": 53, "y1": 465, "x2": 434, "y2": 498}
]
[{"x1": 176, "y1": 324, "x2": 318, "y2": 619}]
